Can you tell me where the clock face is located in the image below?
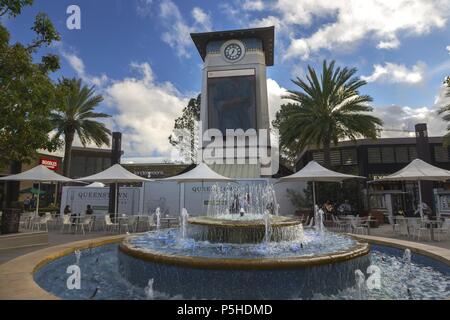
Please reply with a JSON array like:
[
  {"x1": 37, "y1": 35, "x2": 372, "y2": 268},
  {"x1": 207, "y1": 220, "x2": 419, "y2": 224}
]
[{"x1": 224, "y1": 43, "x2": 243, "y2": 61}]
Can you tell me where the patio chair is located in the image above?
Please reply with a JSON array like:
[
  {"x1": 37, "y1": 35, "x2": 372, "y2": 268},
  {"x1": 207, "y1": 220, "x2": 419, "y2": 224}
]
[
  {"x1": 387, "y1": 216, "x2": 400, "y2": 235},
  {"x1": 147, "y1": 214, "x2": 156, "y2": 230},
  {"x1": 105, "y1": 214, "x2": 119, "y2": 233},
  {"x1": 332, "y1": 215, "x2": 349, "y2": 232},
  {"x1": 19, "y1": 212, "x2": 33, "y2": 230},
  {"x1": 409, "y1": 218, "x2": 430, "y2": 241},
  {"x1": 74, "y1": 216, "x2": 93, "y2": 235},
  {"x1": 60, "y1": 214, "x2": 72, "y2": 233},
  {"x1": 127, "y1": 215, "x2": 138, "y2": 233},
  {"x1": 31, "y1": 214, "x2": 51, "y2": 232},
  {"x1": 434, "y1": 219, "x2": 450, "y2": 241},
  {"x1": 350, "y1": 217, "x2": 368, "y2": 235}
]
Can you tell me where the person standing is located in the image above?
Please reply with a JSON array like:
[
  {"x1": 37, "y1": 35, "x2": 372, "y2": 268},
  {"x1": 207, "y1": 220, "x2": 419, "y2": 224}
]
[{"x1": 23, "y1": 196, "x2": 31, "y2": 211}]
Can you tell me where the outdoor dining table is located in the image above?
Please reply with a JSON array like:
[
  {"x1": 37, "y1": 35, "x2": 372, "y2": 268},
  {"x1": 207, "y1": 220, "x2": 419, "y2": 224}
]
[{"x1": 161, "y1": 217, "x2": 178, "y2": 228}]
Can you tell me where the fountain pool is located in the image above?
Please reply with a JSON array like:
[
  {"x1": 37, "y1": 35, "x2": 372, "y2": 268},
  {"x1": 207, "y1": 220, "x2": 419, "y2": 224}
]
[{"x1": 33, "y1": 236, "x2": 450, "y2": 300}]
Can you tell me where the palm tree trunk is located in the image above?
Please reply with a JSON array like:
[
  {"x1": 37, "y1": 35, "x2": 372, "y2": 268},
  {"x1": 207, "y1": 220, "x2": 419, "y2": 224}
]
[
  {"x1": 323, "y1": 137, "x2": 331, "y2": 168},
  {"x1": 63, "y1": 131, "x2": 74, "y2": 177}
]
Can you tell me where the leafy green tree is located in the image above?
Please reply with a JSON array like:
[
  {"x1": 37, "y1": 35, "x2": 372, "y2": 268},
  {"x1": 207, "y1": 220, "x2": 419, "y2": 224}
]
[
  {"x1": 51, "y1": 78, "x2": 111, "y2": 176},
  {"x1": 438, "y1": 76, "x2": 450, "y2": 145},
  {"x1": 0, "y1": 2, "x2": 61, "y2": 168},
  {"x1": 169, "y1": 94, "x2": 201, "y2": 163},
  {"x1": 0, "y1": 0, "x2": 33, "y2": 18},
  {"x1": 273, "y1": 60, "x2": 383, "y2": 168}
]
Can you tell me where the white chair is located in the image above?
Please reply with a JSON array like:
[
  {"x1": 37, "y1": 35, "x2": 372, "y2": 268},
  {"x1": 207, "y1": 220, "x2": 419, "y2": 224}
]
[
  {"x1": 409, "y1": 218, "x2": 430, "y2": 241},
  {"x1": 434, "y1": 219, "x2": 450, "y2": 241},
  {"x1": 332, "y1": 216, "x2": 349, "y2": 232},
  {"x1": 31, "y1": 214, "x2": 51, "y2": 232},
  {"x1": 127, "y1": 215, "x2": 138, "y2": 233},
  {"x1": 350, "y1": 217, "x2": 368, "y2": 235},
  {"x1": 147, "y1": 214, "x2": 156, "y2": 230},
  {"x1": 60, "y1": 214, "x2": 72, "y2": 233},
  {"x1": 388, "y1": 216, "x2": 400, "y2": 235},
  {"x1": 104, "y1": 214, "x2": 119, "y2": 233},
  {"x1": 19, "y1": 212, "x2": 33, "y2": 230},
  {"x1": 74, "y1": 216, "x2": 93, "y2": 235}
]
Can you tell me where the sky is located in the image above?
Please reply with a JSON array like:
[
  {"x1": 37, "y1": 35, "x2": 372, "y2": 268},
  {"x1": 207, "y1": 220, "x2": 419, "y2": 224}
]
[{"x1": 3, "y1": 0, "x2": 450, "y2": 162}]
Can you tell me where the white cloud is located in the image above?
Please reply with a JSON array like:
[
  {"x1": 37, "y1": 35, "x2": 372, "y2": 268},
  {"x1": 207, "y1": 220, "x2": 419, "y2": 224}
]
[
  {"x1": 447, "y1": 45, "x2": 450, "y2": 54},
  {"x1": 104, "y1": 62, "x2": 188, "y2": 157},
  {"x1": 192, "y1": 7, "x2": 212, "y2": 31},
  {"x1": 376, "y1": 37, "x2": 400, "y2": 50},
  {"x1": 267, "y1": 78, "x2": 287, "y2": 125},
  {"x1": 375, "y1": 105, "x2": 446, "y2": 138},
  {"x1": 361, "y1": 62, "x2": 426, "y2": 84},
  {"x1": 281, "y1": 0, "x2": 450, "y2": 60},
  {"x1": 62, "y1": 52, "x2": 109, "y2": 87},
  {"x1": 242, "y1": 0, "x2": 265, "y2": 11},
  {"x1": 157, "y1": 0, "x2": 212, "y2": 57}
]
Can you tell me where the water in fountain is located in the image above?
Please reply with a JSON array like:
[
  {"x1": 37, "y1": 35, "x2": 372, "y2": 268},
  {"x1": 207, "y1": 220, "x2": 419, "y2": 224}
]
[
  {"x1": 314, "y1": 206, "x2": 325, "y2": 233},
  {"x1": 145, "y1": 279, "x2": 154, "y2": 300},
  {"x1": 155, "y1": 207, "x2": 161, "y2": 231},
  {"x1": 75, "y1": 250, "x2": 81, "y2": 266},
  {"x1": 180, "y1": 208, "x2": 189, "y2": 239},
  {"x1": 206, "y1": 182, "x2": 279, "y2": 220},
  {"x1": 403, "y1": 248, "x2": 412, "y2": 275},
  {"x1": 354, "y1": 269, "x2": 367, "y2": 300},
  {"x1": 403, "y1": 248, "x2": 413, "y2": 298},
  {"x1": 263, "y1": 210, "x2": 271, "y2": 244}
]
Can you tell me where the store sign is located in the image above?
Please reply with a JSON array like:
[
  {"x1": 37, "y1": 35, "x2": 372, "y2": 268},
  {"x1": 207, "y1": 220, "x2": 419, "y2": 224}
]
[{"x1": 40, "y1": 158, "x2": 59, "y2": 171}]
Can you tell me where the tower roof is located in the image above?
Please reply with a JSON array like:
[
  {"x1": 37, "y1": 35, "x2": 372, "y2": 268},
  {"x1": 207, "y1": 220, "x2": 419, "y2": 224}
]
[{"x1": 190, "y1": 26, "x2": 275, "y2": 66}]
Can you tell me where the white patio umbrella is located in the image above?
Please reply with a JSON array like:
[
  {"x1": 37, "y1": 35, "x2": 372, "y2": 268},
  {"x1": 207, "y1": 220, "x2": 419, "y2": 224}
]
[
  {"x1": 77, "y1": 164, "x2": 152, "y2": 219},
  {"x1": 277, "y1": 160, "x2": 365, "y2": 212},
  {"x1": 0, "y1": 165, "x2": 73, "y2": 215},
  {"x1": 372, "y1": 159, "x2": 450, "y2": 218},
  {"x1": 162, "y1": 163, "x2": 234, "y2": 214}
]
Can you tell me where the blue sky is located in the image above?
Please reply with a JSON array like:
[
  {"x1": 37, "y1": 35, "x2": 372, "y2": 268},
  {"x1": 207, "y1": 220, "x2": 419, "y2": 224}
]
[{"x1": 3, "y1": 0, "x2": 450, "y2": 160}]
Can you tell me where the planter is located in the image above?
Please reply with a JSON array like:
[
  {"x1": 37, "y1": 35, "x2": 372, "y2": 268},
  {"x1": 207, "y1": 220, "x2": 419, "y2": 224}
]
[{"x1": 1, "y1": 209, "x2": 21, "y2": 235}]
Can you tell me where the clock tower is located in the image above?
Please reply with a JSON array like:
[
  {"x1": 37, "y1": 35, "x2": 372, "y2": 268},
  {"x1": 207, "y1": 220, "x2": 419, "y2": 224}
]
[{"x1": 191, "y1": 26, "x2": 276, "y2": 178}]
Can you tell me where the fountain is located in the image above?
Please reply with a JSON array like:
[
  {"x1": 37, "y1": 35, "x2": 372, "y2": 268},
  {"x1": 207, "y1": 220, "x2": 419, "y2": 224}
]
[
  {"x1": 155, "y1": 207, "x2": 161, "y2": 231},
  {"x1": 145, "y1": 279, "x2": 154, "y2": 300},
  {"x1": 354, "y1": 269, "x2": 367, "y2": 300},
  {"x1": 118, "y1": 182, "x2": 371, "y2": 299}
]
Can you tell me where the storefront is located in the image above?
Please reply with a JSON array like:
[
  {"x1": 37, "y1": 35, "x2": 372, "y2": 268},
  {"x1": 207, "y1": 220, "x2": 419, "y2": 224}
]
[{"x1": 0, "y1": 153, "x2": 63, "y2": 209}]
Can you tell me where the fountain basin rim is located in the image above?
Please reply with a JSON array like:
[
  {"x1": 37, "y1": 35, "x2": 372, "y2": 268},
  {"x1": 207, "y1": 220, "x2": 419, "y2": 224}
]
[
  {"x1": 2, "y1": 234, "x2": 450, "y2": 299},
  {"x1": 188, "y1": 215, "x2": 301, "y2": 228},
  {"x1": 119, "y1": 237, "x2": 370, "y2": 270}
]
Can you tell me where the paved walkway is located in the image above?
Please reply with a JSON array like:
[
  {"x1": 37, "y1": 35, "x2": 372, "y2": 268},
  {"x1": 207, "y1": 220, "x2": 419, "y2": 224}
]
[{"x1": 0, "y1": 231, "x2": 111, "y2": 264}]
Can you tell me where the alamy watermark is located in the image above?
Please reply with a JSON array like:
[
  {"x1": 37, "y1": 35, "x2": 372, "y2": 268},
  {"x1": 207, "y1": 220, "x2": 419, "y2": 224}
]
[
  {"x1": 171, "y1": 121, "x2": 280, "y2": 175},
  {"x1": 66, "y1": 5, "x2": 81, "y2": 30}
]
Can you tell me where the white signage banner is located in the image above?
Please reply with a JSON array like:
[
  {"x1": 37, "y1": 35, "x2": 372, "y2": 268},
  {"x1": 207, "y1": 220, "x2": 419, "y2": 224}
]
[
  {"x1": 60, "y1": 186, "x2": 141, "y2": 216},
  {"x1": 142, "y1": 179, "x2": 300, "y2": 217}
]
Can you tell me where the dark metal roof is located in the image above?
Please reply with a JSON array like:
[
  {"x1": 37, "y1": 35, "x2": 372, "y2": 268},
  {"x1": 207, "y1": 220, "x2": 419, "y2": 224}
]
[{"x1": 190, "y1": 26, "x2": 275, "y2": 66}]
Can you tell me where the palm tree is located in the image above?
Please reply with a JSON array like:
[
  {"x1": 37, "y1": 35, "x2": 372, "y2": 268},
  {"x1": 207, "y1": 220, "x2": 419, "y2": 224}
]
[
  {"x1": 275, "y1": 60, "x2": 383, "y2": 168},
  {"x1": 438, "y1": 76, "x2": 450, "y2": 145},
  {"x1": 51, "y1": 78, "x2": 111, "y2": 176}
]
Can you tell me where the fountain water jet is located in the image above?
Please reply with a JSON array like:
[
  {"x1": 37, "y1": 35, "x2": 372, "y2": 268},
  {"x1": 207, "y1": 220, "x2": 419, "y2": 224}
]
[{"x1": 155, "y1": 208, "x2": 161, "y2": 231}]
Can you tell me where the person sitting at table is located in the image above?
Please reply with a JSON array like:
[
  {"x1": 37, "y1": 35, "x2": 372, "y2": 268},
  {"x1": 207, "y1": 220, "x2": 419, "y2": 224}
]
[
  {"x1": 64, "y1": 205, "x2": 71, "y2": 215},
  {"x1": 414, "y1": 201, "x2": 432, "y2": 219},
  {"x1": 338, "y1": 199, "x2": 352, "y2": 215},
  {"x1": 322, "y1": 200, "x2": 334, "y2": 220},
  {"x1": 85, "y1": 205, "x2": 93, "y2": 215}
]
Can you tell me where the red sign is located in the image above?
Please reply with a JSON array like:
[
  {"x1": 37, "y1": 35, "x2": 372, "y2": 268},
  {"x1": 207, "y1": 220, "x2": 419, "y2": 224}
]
[{"x1": 40, "y1": 158, "x2": 59, "y2": 171}]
